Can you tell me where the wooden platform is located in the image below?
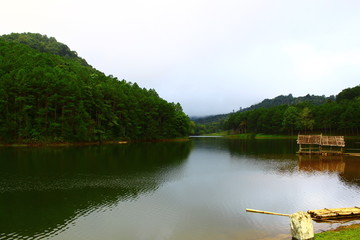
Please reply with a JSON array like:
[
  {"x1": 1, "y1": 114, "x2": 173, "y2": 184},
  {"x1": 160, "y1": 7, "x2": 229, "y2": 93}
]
[
  {"x1": 308, "y1": 207, "x2": 360, "y2": 221},
  {"x1": 297, "y1": 150, "x2": 344, "y2": 156},
  {"x1": 346, "y1": 153, "x2": 360, "y2": 157},
  {"x1": 297, "y1": 134, "x2": 346, "y2": 155},
  {"x1": 297, "y1": 151, "x2": 360, "y2": 157}
]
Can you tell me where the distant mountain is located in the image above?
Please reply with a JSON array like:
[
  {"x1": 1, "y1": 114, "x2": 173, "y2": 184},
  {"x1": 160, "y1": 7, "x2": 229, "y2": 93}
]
[
  {"x1": 224, "y1": 86, "x2": 360, "y2": 135},
  {"x1": 191, "y1": 93, "x2": 336, "y2": 135},
  {"x1": 191, "y1": 113, "x2": 229, "y2": 124},
  {"x1": 192, "y1": 94, "x2": 334, "y2": 123},
  {"x1": 242, "y1": 94, "x2": 334, "y2": 112}
]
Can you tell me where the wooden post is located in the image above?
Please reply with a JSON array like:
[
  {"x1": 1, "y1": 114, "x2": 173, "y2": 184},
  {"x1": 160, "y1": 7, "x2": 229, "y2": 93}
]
[
  {"x1": 246, "y1": 209, "x2": 314, "y2": 240},
  {"x1": 290, "y1": 211, "x2": 314, "y2": 240}
]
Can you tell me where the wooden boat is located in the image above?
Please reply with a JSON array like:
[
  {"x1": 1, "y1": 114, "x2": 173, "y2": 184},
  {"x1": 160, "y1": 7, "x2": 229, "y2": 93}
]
[{"x1": 308, "y1": 207, "x2": 360, "y2": 221}]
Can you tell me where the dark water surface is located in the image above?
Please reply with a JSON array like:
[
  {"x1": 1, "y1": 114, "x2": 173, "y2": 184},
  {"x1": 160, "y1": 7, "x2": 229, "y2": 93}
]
[{"x1": 1, "y1": 138, "x2": 360, "y2": 240}]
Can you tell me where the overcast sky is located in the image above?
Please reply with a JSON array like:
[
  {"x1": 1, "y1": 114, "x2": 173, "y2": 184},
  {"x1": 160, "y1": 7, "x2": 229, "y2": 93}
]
[{"x1": 2, "y1": 0, "x2": 360, "y2": 116}]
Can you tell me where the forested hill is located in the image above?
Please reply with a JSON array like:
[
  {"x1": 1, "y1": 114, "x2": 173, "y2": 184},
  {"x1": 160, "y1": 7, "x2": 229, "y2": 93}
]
[
  {"x1": 243, "y1": 94, "x2": 333, "y2": 112},
  {"x1": 192, "y1": 88, "x2": 359, "y2": 135},
  {"x1": 0, "y1": 33, "x2": 191, "y2": 143},
  {"x1": 1, "y1": 33, "x2": 89, "y2": 66},
  {"x1": 225, "y1": 85, "x2": 360, "y2": 136},
  {"x1": 191, "y1": 93, "x2": 333, "y2": 134}
]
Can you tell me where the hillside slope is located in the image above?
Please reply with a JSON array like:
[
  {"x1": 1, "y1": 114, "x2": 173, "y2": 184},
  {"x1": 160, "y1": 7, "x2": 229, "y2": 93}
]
[
  {"x1": 0, "y1": 33, "x2": 191, "y2": 143},
  {"x1": 192, "y1": 89, "x2": 358, "y2": 135}
]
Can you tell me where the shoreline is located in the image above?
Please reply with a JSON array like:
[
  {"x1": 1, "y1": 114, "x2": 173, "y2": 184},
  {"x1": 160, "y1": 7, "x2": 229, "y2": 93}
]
[
  {"x1": 0, "y1": 138, "x2": 190, "y2": 147},
  {"x1": 200, "y1": 132, "x2": 360, "y2": 140}
]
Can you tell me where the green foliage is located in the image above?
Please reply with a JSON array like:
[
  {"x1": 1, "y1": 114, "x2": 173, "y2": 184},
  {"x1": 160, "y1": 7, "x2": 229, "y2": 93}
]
[
  {"x1": 224, "y1": 86, "x2": 360, "y2": 135},
  {"x1": 192, "y1": 93, "x2": 333, "y2": 135},
  {"x1": 0, "y1": 33, "x2": 191, "y2": 143},
  {"x1": 245, "y1": 93, "x2": 332, "y2": 111},
  {"x1": 0, "y1": 32, "x2": 89, "y2": 66},
  {"x1": 336, "y1": 85, "x2": 360, "y2": 102},
  {"x1": 297, "y1": 107, "x2": 315, "y2": 132},
  {"x1": 282, "y1": 106, "x2": 298, "y2": 135},
  {"x1": 224, "y1": 86, "x2": 360, "y2": 136},
  {"x1": 191, "y1": 114, "x2": 228, "y2": 135}
]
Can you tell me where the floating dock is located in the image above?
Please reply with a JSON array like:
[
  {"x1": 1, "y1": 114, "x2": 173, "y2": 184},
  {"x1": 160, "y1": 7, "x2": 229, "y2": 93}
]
[{"x1": 308, "y1": 207, "x2": 360, "y2": 221}]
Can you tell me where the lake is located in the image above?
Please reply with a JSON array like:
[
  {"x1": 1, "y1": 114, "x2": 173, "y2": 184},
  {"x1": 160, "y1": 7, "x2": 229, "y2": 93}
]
[{"x1": 1, "y1": 137, "x2": 360, "y2": 240}]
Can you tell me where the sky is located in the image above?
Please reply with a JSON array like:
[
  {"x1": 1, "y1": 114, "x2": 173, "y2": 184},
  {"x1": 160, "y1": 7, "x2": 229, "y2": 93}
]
[{"x1": 1, "y1": 0, "x2": 360, "y2": 116}]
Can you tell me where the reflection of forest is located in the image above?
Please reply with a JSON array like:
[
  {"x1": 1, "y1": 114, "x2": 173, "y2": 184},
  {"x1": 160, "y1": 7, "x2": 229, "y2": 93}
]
[
  {"x1": 298, "y1": 155, "x2": 360, "y2": 187},
  {"x1": 222, "y1": 138, "x2": 297, "y2": 156},
  {"x1": 0, "y1": 141, "x2": 192, "y2": 239},
  {"x1": 222, "y1": 138, "x2": 360, "y2": 188}
]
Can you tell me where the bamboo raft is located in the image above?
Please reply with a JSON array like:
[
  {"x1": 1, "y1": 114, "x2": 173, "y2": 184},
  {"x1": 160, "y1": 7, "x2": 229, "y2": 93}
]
[
  {"x1": 308, "y1": 207, "x2": 360, "y2": 221},
  {"x1": 247, "y1": 207, "x2": 360, "y2": 222},
  {"x1": 246, "y1": 207, "x2": 360, "y2": 239}
]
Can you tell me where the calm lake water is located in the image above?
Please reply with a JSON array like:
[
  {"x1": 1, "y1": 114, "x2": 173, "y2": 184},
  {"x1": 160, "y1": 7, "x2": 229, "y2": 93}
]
[{"x1": 1, "y1": 137, "x2": 360, "y2": 240}]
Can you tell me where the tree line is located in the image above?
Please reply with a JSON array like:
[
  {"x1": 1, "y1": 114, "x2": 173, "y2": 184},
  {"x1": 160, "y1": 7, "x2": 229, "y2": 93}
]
[
  {"x1": 0, "y1": 33, "x2": 191, "y2": 143},
  {"x1": 224, "y1": 86, "x2": 360, "y2": 136},
  {"x1": 192, "y1": 93, "x2": 335, "y2": 135}
]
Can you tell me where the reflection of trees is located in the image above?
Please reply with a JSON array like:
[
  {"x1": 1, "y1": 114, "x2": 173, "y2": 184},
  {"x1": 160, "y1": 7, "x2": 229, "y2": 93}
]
[
  {"x1": 0, "y1": 141, "x2": 192, "y2": 239},
  {"x1": 224, "y1": 138, "x2": 360, "y2": 183},
  {"x1": 298, "y1": 154, "x2": 360, "y2": 187},
  {"x1": 225, "y1": 139, "x2": 297, "y2": 157},
  {"x1": 192, "y1": 137, "x2": 297, "y2": 155},
  {"x1": 193, "y1": 138, "x2": 299, "y2": 173},
  {"x1": 339, "y1": 158, "x2": 360, "y2": 187},
  {"x1": 226, "y1": 139, "x2": 300, "y2": 174}
]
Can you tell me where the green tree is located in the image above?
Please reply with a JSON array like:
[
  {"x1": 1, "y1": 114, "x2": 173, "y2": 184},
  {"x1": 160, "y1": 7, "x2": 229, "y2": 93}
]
[
  {"x1": 282, "y1": 106, "x2": 298, "y2": 135},
  {"x1": 297, "y1": 107, "x2": 315, "y2": 133}
]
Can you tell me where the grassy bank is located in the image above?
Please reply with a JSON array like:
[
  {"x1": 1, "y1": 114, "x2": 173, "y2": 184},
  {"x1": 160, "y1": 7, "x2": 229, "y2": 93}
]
[{"x1": 315, "y1": 223, "x2": 360, "y2": 239}]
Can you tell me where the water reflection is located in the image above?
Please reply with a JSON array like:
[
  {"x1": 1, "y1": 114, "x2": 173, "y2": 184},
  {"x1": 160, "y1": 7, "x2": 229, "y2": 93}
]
[
  {"x1": 0, "y1": 141, "x2": 192, "y2": 240},
  {"x1": 191, "y1": 137, "x2": 297, "y2": 155},
  {"x1": 299, "y1": 155, "x2": 346, "y2": 173},
  {"x1": 341, "y1": 157, "x2": 360, "y2": 187},
  {"x1": 1, "y1": 138, "x2": 360, "y2": 240},
  {"x1": 191, "y1": 137, "x2": 360, "y2": 190},
  {"x1": 298, "y1": 154, "x2": 360, "y2": 187},
  {"x1": 187, "y1": 138, "x2": 359, "y2": 239}
]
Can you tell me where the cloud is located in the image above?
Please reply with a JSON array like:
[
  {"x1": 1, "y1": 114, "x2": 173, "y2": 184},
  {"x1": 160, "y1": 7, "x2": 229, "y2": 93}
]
[{"x1": 284, "y1": 43, "x2": 360, "y2": 80}]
